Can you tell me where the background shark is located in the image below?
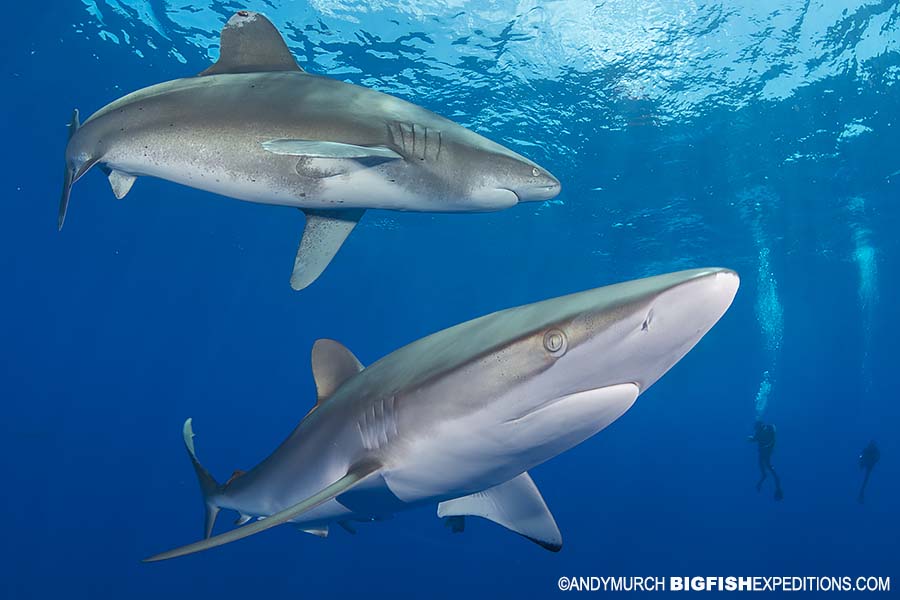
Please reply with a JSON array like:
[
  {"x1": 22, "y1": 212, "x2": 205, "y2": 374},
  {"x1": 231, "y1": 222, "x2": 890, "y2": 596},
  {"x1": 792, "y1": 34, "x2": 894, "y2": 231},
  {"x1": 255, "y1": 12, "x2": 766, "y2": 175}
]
[
  {"x1": 60, "y1": 10, "x2": 561, "y2": 290},
  {"x1": 145, "y1": 268, "x2": 739, "y2": 561}
]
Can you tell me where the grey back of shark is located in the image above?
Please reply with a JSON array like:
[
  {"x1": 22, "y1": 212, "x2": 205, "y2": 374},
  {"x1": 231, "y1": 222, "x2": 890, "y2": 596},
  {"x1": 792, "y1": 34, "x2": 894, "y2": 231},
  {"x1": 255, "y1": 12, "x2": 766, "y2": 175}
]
[
  {"x1": 60, "y1": 11, "x2": 561, "y2": 290},
  {"x1": 145, "y1": 268, "x2": 739, "y2": 561}
]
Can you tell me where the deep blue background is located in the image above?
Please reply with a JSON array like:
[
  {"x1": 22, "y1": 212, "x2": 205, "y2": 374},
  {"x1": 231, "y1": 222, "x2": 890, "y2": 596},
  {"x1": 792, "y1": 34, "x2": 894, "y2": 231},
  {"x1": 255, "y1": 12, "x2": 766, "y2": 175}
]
[{"x1": 2, "y1": 1, "x2": 898, "y2": 597}]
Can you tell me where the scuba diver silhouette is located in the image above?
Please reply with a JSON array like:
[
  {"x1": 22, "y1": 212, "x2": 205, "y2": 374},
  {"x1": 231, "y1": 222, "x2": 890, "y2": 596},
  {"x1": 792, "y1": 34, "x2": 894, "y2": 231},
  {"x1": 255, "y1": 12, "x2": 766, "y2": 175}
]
[
  {"x1": 858, "y1": 441, "x2": 880, "y2": 504},
  {"x1": 748, "y1": 420, "x2": 783, "y2": 501}
]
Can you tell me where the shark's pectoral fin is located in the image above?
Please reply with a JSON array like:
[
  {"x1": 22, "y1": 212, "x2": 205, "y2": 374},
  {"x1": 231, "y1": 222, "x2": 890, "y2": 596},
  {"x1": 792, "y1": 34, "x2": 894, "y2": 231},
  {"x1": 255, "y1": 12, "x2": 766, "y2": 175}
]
[
  {"x1": 107, "y1": 170, "x2": 137, "y2": 200},
  {"x1": 290, "y1": 209, "x2": 364, "y2": 291},
  {"x1": 199, "y1": 11, "x2": 303, "y2": 76},
  {"x1": 437, "y1": 472, "x2": 562, "y2": 552},
  {"x1": 144, "y1": 460, "x2": 380, "y2": 562},
  {"x1": 262, "y1": 139, "x2": 402, "y2": 161}
]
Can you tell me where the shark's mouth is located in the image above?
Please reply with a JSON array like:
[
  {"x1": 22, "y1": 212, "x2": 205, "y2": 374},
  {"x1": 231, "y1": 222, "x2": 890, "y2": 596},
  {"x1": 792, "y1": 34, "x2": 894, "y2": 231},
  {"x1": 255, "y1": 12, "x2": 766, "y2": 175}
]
[{"x1": 505, "y1": 382, "x2": 640, "y2": 425}]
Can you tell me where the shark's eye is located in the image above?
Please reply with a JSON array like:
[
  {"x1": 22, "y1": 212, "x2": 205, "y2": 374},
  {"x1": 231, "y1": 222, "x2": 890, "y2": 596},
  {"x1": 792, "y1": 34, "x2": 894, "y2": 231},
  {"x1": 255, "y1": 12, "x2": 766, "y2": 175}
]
[
  {"x1": 532, "y1": 167, "x2": 540, "y2": 177},
  {"x1": 543, "y1": 329, "x2": 567, "y2": 356}
]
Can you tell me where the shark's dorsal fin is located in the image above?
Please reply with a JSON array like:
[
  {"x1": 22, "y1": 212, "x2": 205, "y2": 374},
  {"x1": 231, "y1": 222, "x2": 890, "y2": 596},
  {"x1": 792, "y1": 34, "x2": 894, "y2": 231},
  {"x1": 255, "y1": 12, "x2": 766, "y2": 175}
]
[
  {"x1": 199, "y1": 11, "x2": 303, "y2": 76},
  {"x1": 437, "y1": 472, "x2": 562, "y2": 552},
  {"x1": 311, "y1": 339, "x2": 364, "y2": 407}
]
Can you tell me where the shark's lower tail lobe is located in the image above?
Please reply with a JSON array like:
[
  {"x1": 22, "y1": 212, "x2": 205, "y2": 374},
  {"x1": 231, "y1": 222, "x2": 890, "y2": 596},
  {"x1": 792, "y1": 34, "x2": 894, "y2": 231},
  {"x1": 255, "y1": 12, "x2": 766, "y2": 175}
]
[{"x1": 182, "y1": 419, "x2": 222, "y2": 539}]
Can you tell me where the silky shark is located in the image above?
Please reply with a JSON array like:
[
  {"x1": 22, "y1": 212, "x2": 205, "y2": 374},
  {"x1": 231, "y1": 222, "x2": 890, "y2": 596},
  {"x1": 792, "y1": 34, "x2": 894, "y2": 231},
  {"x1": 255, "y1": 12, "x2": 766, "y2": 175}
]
[
  {"x1": 60, "y1": 11, "x2": 561, "y2": 290},
  {"x1": 145, "y1": 268, "x2": 739, "y2": 561}
]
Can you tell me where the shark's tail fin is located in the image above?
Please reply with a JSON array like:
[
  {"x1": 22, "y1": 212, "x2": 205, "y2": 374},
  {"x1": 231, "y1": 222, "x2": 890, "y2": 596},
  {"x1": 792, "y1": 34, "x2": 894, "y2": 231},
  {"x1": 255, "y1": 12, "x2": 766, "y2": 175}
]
[
  {"x1": 182, "y1": 419, "x2": 222, "y2": 539},
  {"x1": 59, "y1": 108, "x2": 100, "y2": 230},
  {"x1": 58, "y1": 109, "x2": 81, "y2": 230}
]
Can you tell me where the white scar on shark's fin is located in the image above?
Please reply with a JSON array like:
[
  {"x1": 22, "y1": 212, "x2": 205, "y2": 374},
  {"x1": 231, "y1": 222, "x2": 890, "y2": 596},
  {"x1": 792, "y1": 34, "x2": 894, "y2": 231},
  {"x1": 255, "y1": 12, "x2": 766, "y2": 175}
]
[
  {"x1": 144, "y1": 460, "x2": 381, "y2": 562},
  {"x1": 291, "y1": 208, "x2": 364, "y2": 291},
  {"x1": 310, "y1": 339, "x2": 364, "y2": 411},
  {"x1": 437, "y1": 472, "x2": 562, "y2": 552},
  {"x1": 199, "y1": 10, "x2": 303, "y2": 76},
  {"x1": 261, "y1": 139, "x2": 402, "y2": 161},
  {"x1": 298, "y1": 525, "x2": 329, "y2": 538},
  {"x1": 107, "y1": 170, "x2": 137, "y2": 199}
]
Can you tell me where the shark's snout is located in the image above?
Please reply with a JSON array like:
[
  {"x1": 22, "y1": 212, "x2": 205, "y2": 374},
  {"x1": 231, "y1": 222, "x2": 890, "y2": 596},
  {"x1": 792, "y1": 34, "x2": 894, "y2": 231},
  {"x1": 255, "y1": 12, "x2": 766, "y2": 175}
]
[
  {"x1": 624, "y1": 268, "x2": 739, "y2": 392},
  {"x1": 512, "y1": 169, "x2": 562, "y2": 202}
]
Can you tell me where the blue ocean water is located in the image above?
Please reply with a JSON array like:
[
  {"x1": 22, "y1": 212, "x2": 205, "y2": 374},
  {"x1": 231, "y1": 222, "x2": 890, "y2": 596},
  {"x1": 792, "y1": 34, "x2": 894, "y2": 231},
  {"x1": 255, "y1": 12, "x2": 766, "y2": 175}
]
[{"x1": 2, "y1": 0, "x2": 898, "y2": 597}]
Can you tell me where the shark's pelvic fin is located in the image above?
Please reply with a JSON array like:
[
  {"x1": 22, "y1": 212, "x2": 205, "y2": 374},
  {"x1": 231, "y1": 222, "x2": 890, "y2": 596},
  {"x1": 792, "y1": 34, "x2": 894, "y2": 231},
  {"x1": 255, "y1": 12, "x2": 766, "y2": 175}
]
[
  {"x1": 291, "y1": 208, "x2": 365, "y2": 291},
  {"x1": 182, "y1": 419, "x2": 222, "y2": 540},
  {"x1": 311, "y1": 339, "x2": 364, "y2": 407},
  {"x1": 144, "y1": 460, "x2": 381, "y2": 562},
  {"x1": 107, "y1": 169, "x2": 137, "y2": 200},
  {"x1": 199, "y1": 11, "x2": 303, "y2": 76},
  {"x1": 298, "y1": 525, "x2": 329, "y2": 538},
  {"x1": 437, "y1": 472, "x2": 562, "y2": 552},
  {"x1": 261, "y1": 139, "x2": 402, "y2": 161},
  {"x1": 337, "y1": 520, "x2": 357, "y2": 535},
  {"x1": 234, "y1": 513, "x2": 252, "y2": 526}
]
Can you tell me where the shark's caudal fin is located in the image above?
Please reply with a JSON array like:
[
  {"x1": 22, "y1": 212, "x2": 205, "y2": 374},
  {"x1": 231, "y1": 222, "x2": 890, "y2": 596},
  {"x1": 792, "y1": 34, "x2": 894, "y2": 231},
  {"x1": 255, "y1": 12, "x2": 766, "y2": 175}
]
[
  {"x1": 182, "y1": 419, "x2": 222, "y2": 540},
  {"x1": 437, "y1": 472, "x2": 562, "y2": 552},
  {"x1": 144, "y1": 459, "x2": 381, "y2": 562},
  {"x1": 291, "y1": 209, "x2": 365, "y2": 291},
  {"x1": 59, "y1": 109, "x2": 103, "y2": 230},
  {"x1": 58, "y1": 109, "x2": 81, "y2": 231}
]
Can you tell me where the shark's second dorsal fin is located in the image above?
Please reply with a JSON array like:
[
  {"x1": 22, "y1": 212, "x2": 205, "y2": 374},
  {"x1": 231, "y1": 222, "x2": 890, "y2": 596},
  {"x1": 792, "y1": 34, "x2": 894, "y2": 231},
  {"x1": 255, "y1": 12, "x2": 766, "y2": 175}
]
[
  {"x1": 311, "y1": 339, "x2": 364, "y2": 407},
  {"x1": 199, "y1": 11, "x2": 302, "y2": 76}
]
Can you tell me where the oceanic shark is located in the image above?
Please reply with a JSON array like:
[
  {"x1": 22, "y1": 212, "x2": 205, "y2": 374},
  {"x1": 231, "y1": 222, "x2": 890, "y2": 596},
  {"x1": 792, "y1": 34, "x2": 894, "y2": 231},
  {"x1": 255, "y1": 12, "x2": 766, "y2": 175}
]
[
  {"x1": 60, "y1": 11, "x2": 561, "y2": 290},
  {"x1": 144, "y1": 268, "x2": 739, "y2": 561}
]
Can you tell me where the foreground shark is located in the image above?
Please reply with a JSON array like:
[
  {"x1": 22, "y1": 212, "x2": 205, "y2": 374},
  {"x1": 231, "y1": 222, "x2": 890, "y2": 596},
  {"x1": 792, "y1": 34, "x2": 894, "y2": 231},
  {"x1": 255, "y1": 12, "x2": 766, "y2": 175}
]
[
  {"x1": 61, "y1": 11, "x2": 561, "y2": 290},
  {"x1": 145, "y1": 268, "x2": 739, "y2": 561}
]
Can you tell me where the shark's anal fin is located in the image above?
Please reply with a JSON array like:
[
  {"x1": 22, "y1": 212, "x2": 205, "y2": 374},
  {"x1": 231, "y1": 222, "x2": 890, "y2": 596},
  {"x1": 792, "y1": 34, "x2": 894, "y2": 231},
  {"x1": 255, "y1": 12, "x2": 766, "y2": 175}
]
[
  {"x1": 144, "y1": 460, "x2": 380, "y2": 562},
  {"x1": 297, "y1": 525, "x2": 329, "y2": 538},
  {"x1": 107, "y1": 170, "x2": 137, "y2": 199},
  {"x1": 310, "y1": 339, "x2": 364, "y2": 408},
  {"x1": 291, "y1": 209, "x2": 364, "y2": 291},
  {"x1": 437, "y1": 472, "x2": 562, "y2": 552},
  {"x1": 199, "y1": 11, "x2": 303, "y2": 76}
]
